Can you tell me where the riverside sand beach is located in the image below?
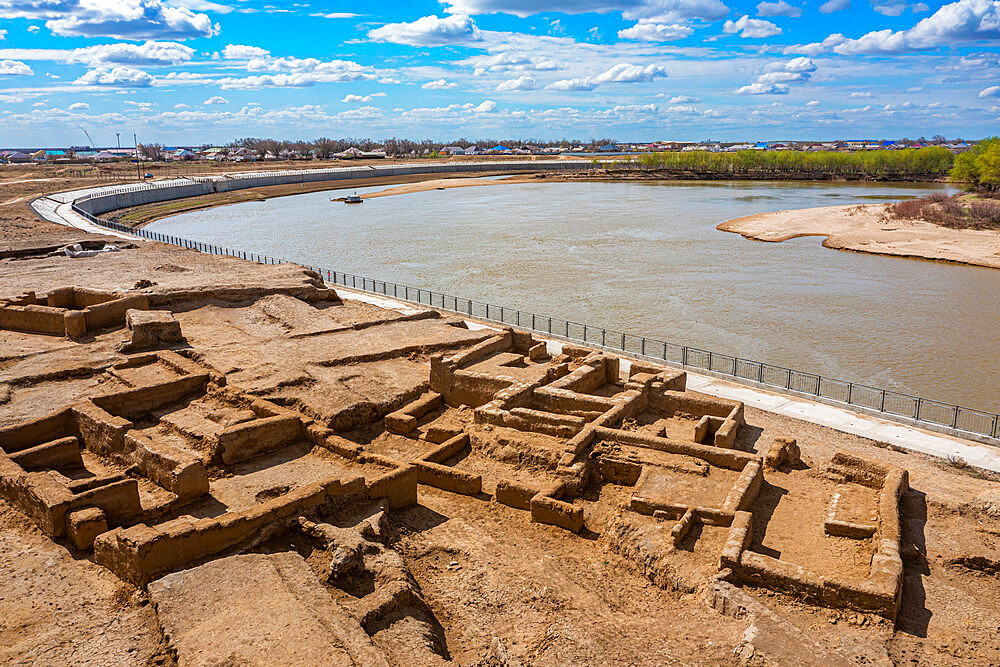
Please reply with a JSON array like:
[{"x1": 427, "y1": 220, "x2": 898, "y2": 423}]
[{"x1": 718, "y1": 202, "x2": 1000, "y2": 269}]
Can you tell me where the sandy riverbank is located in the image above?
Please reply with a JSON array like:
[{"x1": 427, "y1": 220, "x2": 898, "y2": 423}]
[
  {"x1": 718, "y1": 203, "x2": 1000, "y2": 269},
  {"x1": 361, "y1": 174, "x2": 536, "y2": 198}
]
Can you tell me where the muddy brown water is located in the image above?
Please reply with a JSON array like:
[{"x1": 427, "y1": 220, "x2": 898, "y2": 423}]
[{"x1": 149, "y1": 179, "x2": 1000, "y2": 413}]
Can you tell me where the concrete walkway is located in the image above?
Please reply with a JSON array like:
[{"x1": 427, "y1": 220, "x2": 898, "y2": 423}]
[
  {"x1": 686, "y1": 374, "x2": 1000, "y2": 473},
  {"x1": 31, "y1": 195, "x2": 141, "y2": 241}
]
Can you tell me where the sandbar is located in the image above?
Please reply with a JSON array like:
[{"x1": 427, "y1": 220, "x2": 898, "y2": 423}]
[{"x1": 717, "y1": 203, "x2": 1000, "y2": 269}]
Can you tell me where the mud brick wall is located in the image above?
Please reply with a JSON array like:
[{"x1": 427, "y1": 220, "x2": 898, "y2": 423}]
[
  {"x1": 0, "y1": 453, "x2": 74, "y2": 536},
  {"x1": 217, "y1": 414, "x2": 303, "y2": 465},
  {"x1": 495, "y1": 479, "x2": 539, "y2": 510},
  {"x1": 46, "y1": 286, "x2": 116, "y2": 309},
  {"x1": 92, "y1": 374, "x2": 210, "y2": 420},
  {"x1": 447, "y1": 331, "x2": 513, "y2": 369},
  {"x1": 83, "y1": 294, "x2": 149, "y2": 331},
  {"x1": 548, "y1": 361, "x2": 606, "y2": 394},
  {"x1": 71, "y1": 401, "x2": 131, "y2": 459},
  {"x1": 0, "y1": 304, "x2": 68, "y2": 335},
  {"x1": 366, "y1": 465, "x2": 418, "y2": 509},
  {"x1": 722, "y1": 461, "x2": 763, "y2": 513},
  {"x1": 591, "y1": 427, "x2": 758, "y2": 471},
  {"x1": 651, "y1": 391, "x2": 744, "y2": 425},
  {"x1": 124, "y1": 431, "x2": 209, "y2": 500},
  {"x1": 531, "y1": 387, "x2": 614, "y2": 416},
  {"x1": 0, "y1": 409, "x2": 76, "y2": 453},
  {"x1": 94, "y1": 476, "x2": 366, "y2": 586},
  {"x1": 733, "y1": 455, "x2": 908, "y2": 620}
]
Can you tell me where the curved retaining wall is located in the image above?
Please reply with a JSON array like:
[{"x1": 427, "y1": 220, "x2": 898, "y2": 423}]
[{"x1": 73, "y1": 160, "x2": 589, "y2": 217}]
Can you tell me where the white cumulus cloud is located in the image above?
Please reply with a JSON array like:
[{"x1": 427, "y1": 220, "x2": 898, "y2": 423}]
[
  {"x1": 67, "y1": 40, "x2": 194, "y2": 67},
  {"x1": 781, "y1": 56, "x2": 817, "y2": 72},
  {"x1": 68, "y1": 101, "x2": 89, "y2": 110},
  {"x1": 422, "y1": 78, "x2": 459, "y2": 89},
  {"x1": 0, "y1": 0, "x2": 220, "y2": 40},
  {"x1": 368, "y1": 14, "x2": 481, "y2": 46},
  {"x1": 548, "y1": 77, "x2": 596, "y2": 91},
  {"x1": 871, "y1": 1, "x2": 907, "y2": 16},
  {"x1": 734, "y1": 82, "x2": 790, "y2": 94},
  {"x1": 736, "y1": 57, "x2": 814, "y2": 93},
  {"x1": 594, "y1": 62, "x2": 669, "y2": 83},
  {"x1": 342, "y1": 92, "x2": 386, "y2": 102},
  {"x1": 757, "y1": 0, "x2": 801, "y2": 17},
  {"x1": 495, "y1": 75, "x2": 535, "y2": 91},
  {"x1": 723, "y1": 15, "x2": 782, "y2": 38},
  {"x1": 74, "y1": 66, "x2": 154, "y2": 87},
  {"x1": 618, "y1": 22, "x2": 693, "y2": 41},
  {"x1": 549, "y1": 62, "x2": 668, "y2": 91},
  {"x1": 439, "y1": 0, "x2": 729, "y2": 23},
  {"x1": 979, "y1": 85, "x2": 1000, "y2": 97},
  {"x1": 222, "y1": 44, "x2": 270, "y2": 59},
  {"x1": 796, "y1": 0, "x2": 1000, "y2": 55},
  {"x1": 819, "y1": 0, "x2": 850, "y2": 11},
  {"x1": 204, "y1": 95, "x2": 227, "y2": 104},
  {"x1": 0, "y1": 59, "x2": 32, "y2": 75},
  {"x1": 468, "y1": 52, "x2": 558, "y2": 75}
]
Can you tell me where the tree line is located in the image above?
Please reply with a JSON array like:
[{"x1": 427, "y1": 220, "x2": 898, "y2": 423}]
[{"x1": 618, "y1": 147, "x2": 954, "y2": 178}]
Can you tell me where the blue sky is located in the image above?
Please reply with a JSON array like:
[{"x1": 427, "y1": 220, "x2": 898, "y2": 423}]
[{"x1": 0, "y1": 0, "x2": 998, "y2": 146}]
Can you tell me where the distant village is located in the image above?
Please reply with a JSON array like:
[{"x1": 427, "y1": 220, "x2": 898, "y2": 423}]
[{"x1": 0, "y1": 137, "x2": 974, "y2": 164}]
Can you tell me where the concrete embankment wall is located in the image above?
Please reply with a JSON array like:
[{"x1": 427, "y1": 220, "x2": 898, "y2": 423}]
[{"x1": 74, "y1": 161, "x2": 588, "y2": 216}]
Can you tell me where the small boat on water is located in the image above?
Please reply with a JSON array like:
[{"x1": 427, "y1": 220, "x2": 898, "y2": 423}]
[{"x1": 331, "y1": 192, "x2": 365, "y2": 204}]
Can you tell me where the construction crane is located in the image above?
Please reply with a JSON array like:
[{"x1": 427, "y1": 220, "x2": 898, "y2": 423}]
[{"x1": 77, "y1": 125, "x2": 96, "y2": 149}]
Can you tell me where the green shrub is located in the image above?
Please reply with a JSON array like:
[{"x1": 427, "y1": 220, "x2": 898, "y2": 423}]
[{"x1": 950, "y1": 137, "x2": 1000, "y2": 192}]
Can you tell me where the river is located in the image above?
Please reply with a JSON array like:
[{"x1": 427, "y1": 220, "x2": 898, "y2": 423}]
[{"x1": 147, "y1": 179, "x2": 999, "y2": 413}]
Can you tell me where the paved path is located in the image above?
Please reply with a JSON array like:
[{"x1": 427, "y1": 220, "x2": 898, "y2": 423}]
[
  {"x1": 31, "y1": 194, "x2": 141, "y2": 241},
  {"x1": 685, "y1": 375, "x2": 1000, "y2": 473}
]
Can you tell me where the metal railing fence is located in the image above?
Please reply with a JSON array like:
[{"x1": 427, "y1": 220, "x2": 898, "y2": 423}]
[{"x1": 71, "y1": 201, "x2": 1000, "y2": 445}]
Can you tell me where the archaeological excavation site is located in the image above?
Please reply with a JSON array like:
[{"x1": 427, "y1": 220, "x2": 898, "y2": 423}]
[{"x1": 2, "y1": 218, "x2": 1000, "y2": 666}]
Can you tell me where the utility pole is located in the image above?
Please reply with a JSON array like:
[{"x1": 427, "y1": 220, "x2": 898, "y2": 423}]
[
  {"x1": 116, "y1": 132, "x2": 121, "y2": 149},
  {"x1": 134, "y1": 133, "x2": 141, "y2": 181}
]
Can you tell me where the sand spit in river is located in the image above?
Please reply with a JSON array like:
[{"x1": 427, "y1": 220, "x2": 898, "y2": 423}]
[
  {"x1": 718, "y1": 203, "x2": 1000, "y2": 269},
  {"x1": 361, "y1": 175, "x2": 533, "y2": 198}
]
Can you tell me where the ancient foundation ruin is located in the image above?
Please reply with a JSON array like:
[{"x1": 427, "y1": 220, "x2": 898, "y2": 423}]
[
  {"x1": 0, "y1": 281, "x2": 913, "y2": 664},
  {"x1": 0, "y1": 286, "x2": 149, "y2": 339}
]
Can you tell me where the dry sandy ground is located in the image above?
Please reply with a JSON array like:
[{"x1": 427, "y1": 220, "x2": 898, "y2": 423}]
[
  {"x1": 718, "y1": 203, "x2": 1000, "y2": 269},
  {"x1": 2, "y1": 169, "x2": 1000, "y2": 665}
]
